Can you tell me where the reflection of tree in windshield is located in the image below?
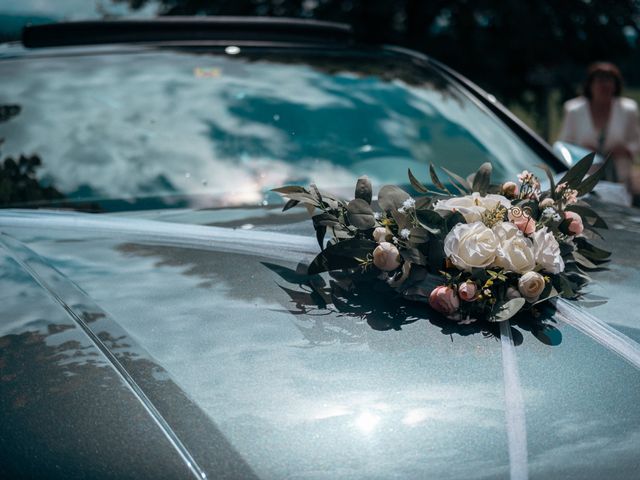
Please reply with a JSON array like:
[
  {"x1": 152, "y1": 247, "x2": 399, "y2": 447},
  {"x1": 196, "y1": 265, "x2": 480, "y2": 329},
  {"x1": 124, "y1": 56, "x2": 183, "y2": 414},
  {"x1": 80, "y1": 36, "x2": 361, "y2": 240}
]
[
  {"x1": 0, "y1": 154, "x2": 65, "y2": 207},
  {"x1": 0, "y1": 104, "x2": 65, "y2": 208}
]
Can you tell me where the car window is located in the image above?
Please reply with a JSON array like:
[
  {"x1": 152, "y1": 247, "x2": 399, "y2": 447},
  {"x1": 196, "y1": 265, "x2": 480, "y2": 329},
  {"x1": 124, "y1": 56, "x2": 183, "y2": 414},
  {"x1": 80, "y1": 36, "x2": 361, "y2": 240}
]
[{"x1": 0, "y1": 46, "x2": 550, "y2": 211}]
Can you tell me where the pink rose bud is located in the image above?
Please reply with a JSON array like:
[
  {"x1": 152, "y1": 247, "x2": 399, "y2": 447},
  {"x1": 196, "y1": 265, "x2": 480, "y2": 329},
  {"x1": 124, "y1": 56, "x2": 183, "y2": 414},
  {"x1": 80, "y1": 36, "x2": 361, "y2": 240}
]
[
  {"x1": 372, "y1": 242, "x2": 401, "y2": 271},
  {"x1": 458, "y1": 281, "x2": 478, "y2": 302},
  {"x1": 429, "y1": 285, "x2": 460, "y2": 316},
  {"x1": 373, "y1": 227, "x2": 389, "y2": 243},
  {"x1": 501, "y1": 181, "x2": 519, "y2": 198},
  {"x1": 508, "y1": 209, "x2": 536, "y2": 236},
  {"x1": 564, "y1": 211, "x2": 584, "y2": 235}
]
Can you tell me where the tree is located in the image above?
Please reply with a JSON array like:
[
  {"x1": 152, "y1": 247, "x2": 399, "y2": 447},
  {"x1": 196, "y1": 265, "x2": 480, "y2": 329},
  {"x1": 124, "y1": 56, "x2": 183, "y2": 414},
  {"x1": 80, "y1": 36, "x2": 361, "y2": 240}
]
[{"x1": 114, "y1": 0, "x2": 640, "y2": 139}]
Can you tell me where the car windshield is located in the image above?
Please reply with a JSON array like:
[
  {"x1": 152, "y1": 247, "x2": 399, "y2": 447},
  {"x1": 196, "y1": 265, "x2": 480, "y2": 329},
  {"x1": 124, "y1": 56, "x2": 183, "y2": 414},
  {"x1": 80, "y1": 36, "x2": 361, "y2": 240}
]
[{"x1": 0, "y1": 45, "x2": 549, "y2": 211}]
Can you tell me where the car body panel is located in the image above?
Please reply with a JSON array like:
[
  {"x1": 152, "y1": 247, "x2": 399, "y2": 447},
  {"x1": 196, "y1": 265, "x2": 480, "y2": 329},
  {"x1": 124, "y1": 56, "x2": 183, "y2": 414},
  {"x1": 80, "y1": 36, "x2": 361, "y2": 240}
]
[
  {"x1": 0, "y1": 243, "x2": 197, "y2": 479},
  {"x1": 1, "y1": 206, "x2": 639, "y2": 479}
]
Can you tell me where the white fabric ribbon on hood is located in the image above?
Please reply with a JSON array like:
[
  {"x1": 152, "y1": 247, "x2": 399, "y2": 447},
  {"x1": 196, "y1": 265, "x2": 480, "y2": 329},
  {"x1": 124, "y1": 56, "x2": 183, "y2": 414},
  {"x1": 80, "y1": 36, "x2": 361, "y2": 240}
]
[
  {"x1": 500, "y1": 321, "x2": 529, "y2": 480},
  {"x1": 0, "y1": 209, "x2": 320, "y2": 263},
  {"x1": 553, "y1": 298, "x2": 640, "y2": 370}
]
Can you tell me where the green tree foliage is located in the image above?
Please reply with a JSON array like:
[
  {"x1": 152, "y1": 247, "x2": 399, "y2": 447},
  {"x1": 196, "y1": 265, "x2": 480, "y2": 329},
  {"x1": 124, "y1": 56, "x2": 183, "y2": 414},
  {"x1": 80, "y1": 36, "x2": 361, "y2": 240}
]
[{"x1": 114, "y1": 0, "x2": 640, "y2": 139}]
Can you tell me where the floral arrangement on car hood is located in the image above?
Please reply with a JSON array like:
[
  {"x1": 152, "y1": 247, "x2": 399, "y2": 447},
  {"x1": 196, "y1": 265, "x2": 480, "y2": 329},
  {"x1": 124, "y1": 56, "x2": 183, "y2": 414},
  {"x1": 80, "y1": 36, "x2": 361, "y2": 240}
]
[{"x1": 273, "y1": 153, "x2": 611, "y2": 323}]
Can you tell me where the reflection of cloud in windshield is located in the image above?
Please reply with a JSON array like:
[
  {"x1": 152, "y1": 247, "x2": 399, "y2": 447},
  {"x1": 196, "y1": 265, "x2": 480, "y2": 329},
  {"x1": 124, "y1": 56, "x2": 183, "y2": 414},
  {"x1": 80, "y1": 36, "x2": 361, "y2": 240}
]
[
  {"x1": 0, "y1": 52, "x2": 361, "y2": 204},
  {"x1": 0, "y1": 50, "x2": 544, "y2": 207}
]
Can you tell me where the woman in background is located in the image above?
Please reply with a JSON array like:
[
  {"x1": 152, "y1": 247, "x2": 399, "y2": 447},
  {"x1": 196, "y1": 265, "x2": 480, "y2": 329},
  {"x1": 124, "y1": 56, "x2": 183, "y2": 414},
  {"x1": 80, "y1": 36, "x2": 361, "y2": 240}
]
[{"x1": 558, "y1": 62, "x2": 640, "y2": 196}]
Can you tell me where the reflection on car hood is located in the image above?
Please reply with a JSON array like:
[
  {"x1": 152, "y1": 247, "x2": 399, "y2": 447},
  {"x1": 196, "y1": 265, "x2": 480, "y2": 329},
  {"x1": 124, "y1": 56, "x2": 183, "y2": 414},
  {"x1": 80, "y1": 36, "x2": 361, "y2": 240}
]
[{"x1": 1, "y1": 206, "x2": 640, "y2": 479}]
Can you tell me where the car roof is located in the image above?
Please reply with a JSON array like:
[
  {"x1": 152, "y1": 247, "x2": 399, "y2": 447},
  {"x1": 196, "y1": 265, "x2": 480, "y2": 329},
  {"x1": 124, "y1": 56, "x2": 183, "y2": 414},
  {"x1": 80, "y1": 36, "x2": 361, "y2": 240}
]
[{"x1": 21, "y1": 17, "x2": 354, "y2": 49}]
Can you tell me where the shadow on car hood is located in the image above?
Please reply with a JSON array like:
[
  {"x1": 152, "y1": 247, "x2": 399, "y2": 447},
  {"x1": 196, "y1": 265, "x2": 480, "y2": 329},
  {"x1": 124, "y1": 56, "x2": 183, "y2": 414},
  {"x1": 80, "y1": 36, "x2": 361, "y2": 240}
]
[{"x1": 1, "y1": 208, "x2": 640, "y2": 479}]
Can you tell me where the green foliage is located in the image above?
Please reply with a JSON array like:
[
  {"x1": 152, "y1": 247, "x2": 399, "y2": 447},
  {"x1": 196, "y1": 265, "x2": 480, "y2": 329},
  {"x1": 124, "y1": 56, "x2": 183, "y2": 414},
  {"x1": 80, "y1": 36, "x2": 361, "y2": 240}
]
[
  {"x1": 471, "y1": 162, "x2": 492, "y2": 194},
  {"x1": 377, "y1": 185, "x2": 410, "y2": 212},
  {"x1": 489, "y1": 298, "x2": 526, "y2": 322},
  {"x1": 558, "y1": 152, "x2": 595, "y2": 189},
  {"x1": 307, "y1": 238, "x2": 377, "y2": 275},
  {"x1": 115, "y1": 0, "x2": 640, "y2": 140},
  {"x1": 346, "y1": 198, "x2": 375, "y2": 229}
]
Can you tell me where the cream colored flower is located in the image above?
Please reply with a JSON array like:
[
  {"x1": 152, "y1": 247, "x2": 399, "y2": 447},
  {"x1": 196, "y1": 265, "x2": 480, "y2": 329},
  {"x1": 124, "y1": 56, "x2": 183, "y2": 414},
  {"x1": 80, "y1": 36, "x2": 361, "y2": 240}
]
[
  {"x1": 444, "y1": 221, "x2": 499, "y2": 271},
  {"x1": 434, "y1": 192, "x2": 511, "y2": 223},
  {"x1": 531, "y1": 227, "x2": 565, "y2": 274},
  {"x1": 373, "y1": 242, "x2": 401, "y2": 271},
  {"x1": 373, "y1": 227, "x2": 389, "y2": 243},
  {"x1": 492, "y1": 222, "x2": 536, "y2": 274},
  {"x1": 518, "y1": 271, "x2": 546, "y2": 303}
]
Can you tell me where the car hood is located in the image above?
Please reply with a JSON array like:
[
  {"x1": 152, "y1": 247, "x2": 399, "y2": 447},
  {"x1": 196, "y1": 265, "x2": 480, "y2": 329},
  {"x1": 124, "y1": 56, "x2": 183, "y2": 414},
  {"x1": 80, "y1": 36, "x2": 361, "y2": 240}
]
[{"x1": 1, "y1": 206, "x2": 640, "y2": 479}]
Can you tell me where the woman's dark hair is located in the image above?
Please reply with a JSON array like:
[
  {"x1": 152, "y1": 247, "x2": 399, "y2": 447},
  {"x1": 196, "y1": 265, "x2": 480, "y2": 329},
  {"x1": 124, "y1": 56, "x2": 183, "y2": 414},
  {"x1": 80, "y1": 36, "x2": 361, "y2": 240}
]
[{"x1": 583, "y1": 62, "x2": 623, "y2": 99}]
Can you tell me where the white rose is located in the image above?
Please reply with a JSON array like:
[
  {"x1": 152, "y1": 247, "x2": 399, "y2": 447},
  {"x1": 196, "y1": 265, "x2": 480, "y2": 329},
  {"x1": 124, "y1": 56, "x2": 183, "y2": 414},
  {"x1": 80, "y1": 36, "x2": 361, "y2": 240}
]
[
  {"x1": 434, "y1": 192, "x2": 511, "y2": 223},
  {"x1": 531, "y1": 227, "x2": 565, "y2": 274},
  {"x1": 518, "y1": 271, "x2": 546, "y2": 303},
  {"x1": 373, "y1": 242, "x2": 401, "y2": 271},
  {"x1": 444, "y1": 221, "x2": 499, "y2": 271},
  {"x1": 492, "y1": 222, "x2": 536, "y2": 274}
]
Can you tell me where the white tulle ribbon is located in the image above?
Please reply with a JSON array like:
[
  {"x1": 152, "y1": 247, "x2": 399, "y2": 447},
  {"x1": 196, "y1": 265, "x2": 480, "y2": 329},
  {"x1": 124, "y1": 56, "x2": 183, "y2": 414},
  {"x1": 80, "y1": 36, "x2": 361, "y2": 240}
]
[
  {"x1": 0, "y1": 209, "x2": 320, "y2": 262},
  {"x1": 553, "y1": 298, "x2": 640, "y2": 370},
  {"x1": 499, "y1": 321, "x2": 529, "y2": 480}
]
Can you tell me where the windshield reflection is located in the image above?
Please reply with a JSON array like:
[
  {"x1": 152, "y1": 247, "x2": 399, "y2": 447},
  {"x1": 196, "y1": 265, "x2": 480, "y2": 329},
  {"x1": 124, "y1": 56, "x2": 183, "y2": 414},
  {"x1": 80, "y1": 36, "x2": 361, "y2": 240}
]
[{"x1": 0, "y1": 48, "x2": 547, "y2": 211}]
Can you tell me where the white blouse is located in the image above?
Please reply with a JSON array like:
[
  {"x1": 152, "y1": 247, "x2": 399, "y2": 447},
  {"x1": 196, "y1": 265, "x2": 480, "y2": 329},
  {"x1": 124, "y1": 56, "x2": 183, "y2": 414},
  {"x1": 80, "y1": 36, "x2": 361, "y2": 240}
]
[{"x1": 558, "y1": 96, "x2": 640, "y2": 157}]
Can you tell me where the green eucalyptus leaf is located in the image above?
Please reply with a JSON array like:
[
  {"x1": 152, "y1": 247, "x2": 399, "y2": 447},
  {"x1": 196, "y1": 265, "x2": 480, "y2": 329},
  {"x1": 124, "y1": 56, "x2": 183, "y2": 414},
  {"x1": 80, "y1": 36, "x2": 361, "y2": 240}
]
[
  {"x1": 536, "y1": 163, "x2": 556, "y2": 198},
  {"x1": 415, "y1": 196, "x2": 434, "y2": 211},
  {"x1": 429, "y1": 163, "x2": 450, "y2": 193},
  {"x1": 427, "y1": 237, "x2": 446, "y2": 270},
  {"x1": 565, "y1": 204, "x2": 608, "y2": 228},
  {"x1": 574, "y1": 237, "x2": 611, "y2": 261},
  {"x1": 346, "y1": 198, "x2": 376, "y2": 229},
  {"x1": 315, "y1": 225, "x2": 327, "y2": 249},
  {"x1": 532, "y1": 287, "x2": 559, "y2": 305},
  {"x1": 309, "y1": 183, "x2": 323, "y2": 204},
  {"x1": 416, "y1": 209, "x2": 444, "y2": 231},
  {"x1": 472, "y1": 162, "x2": 492, "y2": 194},
  {"x1": 555, "y1": 274, "x2": 578, "y2": 298},
  {"x1": 441, "y1": 166, "x2": 472, "y2": 194},
  {"x1": 378, "y1": 185, "x2": 411, "y2": 212},
  {"x1": 355, "y1": 176, "x2": 373, "y2": 204},
  {"x1": 312, "y1": 212, "x2": 340, "y2": 227},
  {"x1": 391, "y1": 209, "x2": 410, "y2": 231},
  {"x1": 576, "y1": 155, "x2": 612, "y2": 195},
  {"x1": 271, "y1": 185, "x2": 308, "y2": 194},
  {"x1": 489, "y1": 297, "x2": 525, "y2": 322},
  {"x1": 583, "y1": 224, "x2": 605, "y2": 240},
  {"x1": 558, "y1": 152, "x2": 595, "y2": 189},
  {"x1": 400, "y1": 247, "x2": 428, "y2": 266},
  {"x1": 282, "y1": 198, "x2": 300, "y2": 211},
  {"x1": 278, "y1": 191, "x2": 322, "y2": 207},
  {"x1": 444, "y1": 211, "x2": 466, "y2": 232},
  {"x1": 307, "y1": 238, "x2": 377, "y2": 275},
  {"x1": 408, "y1": 226, "x2": 429, "y2": 244},
  {"x1": 572, "y1": 251, "x2": 599, "y2": 269},
  {"x1": 408, "y1": 168, "x2": 430, "y2": 194}
]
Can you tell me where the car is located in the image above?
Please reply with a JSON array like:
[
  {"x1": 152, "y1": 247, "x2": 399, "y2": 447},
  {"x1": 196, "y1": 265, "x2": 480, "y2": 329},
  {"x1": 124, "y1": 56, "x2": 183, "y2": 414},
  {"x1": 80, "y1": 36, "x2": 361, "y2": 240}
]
[{"x1": 1, "y1": 17, "x2": 639, "y2": 480}]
